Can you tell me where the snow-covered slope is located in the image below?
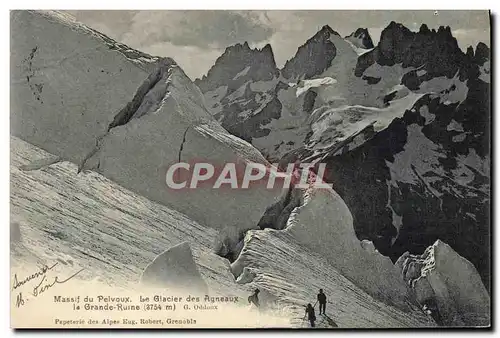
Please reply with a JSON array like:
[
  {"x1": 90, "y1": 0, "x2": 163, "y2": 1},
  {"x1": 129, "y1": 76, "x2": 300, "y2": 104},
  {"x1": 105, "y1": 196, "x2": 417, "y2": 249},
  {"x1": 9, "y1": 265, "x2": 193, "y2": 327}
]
[
  {"x1": 11, "y1": 10, "x2": 283, "y2": 237},
  {"x1": 233, "y1": 186, "x2": 416, "y2": 311},
  {"x1": 396, "y1": 240, "x2": 490, "y2": 326},
  {"x1": 10, "y1": 136, "x2": 435, "y2": 328},
  {"x1": 10, "y1": 10, "x2": 157, "y2": 166}
]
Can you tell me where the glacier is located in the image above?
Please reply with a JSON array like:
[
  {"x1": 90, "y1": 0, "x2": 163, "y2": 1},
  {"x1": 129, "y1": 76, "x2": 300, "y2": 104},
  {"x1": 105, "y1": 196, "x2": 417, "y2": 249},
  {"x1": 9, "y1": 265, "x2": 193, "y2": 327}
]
[{"x1": 10, "y1": 10, "x2": 489, "y2": 328}]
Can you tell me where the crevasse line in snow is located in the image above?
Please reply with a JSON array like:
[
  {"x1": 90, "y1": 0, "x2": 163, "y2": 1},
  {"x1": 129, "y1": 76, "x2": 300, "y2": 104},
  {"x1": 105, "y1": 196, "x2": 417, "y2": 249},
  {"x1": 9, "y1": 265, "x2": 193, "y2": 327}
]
[
  {"x1": 226, "y1": 185, "x2": 312, "y2": 281},
  {"x1": 107, "y1": 58, "x2": 176, "y2": 131},
  {"x1": 78, "y1": 58, "x2": 176, "y2": 172},
  {"x1": 213, "y1": 182, "x2": 304, "y2": 267}
]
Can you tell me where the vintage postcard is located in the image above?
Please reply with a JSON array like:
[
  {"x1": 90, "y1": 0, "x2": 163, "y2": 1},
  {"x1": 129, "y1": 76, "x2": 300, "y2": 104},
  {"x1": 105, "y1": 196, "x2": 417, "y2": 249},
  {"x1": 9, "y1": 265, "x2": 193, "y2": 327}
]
[{"x1": 10, "y1": 10, "x2": 491, "y2": 329}]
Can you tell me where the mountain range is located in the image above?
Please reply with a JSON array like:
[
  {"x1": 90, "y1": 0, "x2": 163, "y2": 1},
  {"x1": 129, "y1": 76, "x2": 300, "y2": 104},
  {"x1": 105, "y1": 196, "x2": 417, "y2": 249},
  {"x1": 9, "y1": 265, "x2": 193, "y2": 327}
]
[{"x1": 195, "y1": 21, "x2": 491, "y2": 293}]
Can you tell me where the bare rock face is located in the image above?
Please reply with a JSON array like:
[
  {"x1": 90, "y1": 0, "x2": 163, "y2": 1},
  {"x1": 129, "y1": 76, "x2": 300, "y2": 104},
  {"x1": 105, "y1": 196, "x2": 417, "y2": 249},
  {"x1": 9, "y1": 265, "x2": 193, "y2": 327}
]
[
  {"x1": 345, "y1": 28, "x2": 374, "y2": 49},
  {"x1": 195, "y1": 42, "x2": 279, "y2": 93},
  {"x1": 282, "y1": 25, "x2": 340, "y2": 80},
  {"x1": 354, "y1": 22, "x2": 481, "y2": 89},
  {"x1": 141, "y1": 242, "x2": 208, "y2": 294},
  {"x1": 396, "y1": 240, "x2": 490, "y2": 327}
]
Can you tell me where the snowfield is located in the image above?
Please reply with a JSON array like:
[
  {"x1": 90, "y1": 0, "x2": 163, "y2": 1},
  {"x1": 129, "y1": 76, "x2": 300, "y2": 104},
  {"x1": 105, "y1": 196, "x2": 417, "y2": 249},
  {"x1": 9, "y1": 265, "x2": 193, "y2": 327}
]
[
  {"x1": 11, "y1": 10, "x2": 284, "y2": 238},
  {"x1": 11, "y1": 136, "x2": 435, "y2": 328},
  {"x1": 295, "y1": 77, "x2": 337, "y2": 97}
]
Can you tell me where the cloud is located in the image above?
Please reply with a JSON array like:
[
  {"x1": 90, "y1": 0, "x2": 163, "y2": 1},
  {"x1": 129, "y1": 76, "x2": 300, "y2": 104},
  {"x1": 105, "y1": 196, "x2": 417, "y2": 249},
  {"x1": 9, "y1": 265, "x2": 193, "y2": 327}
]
[
  {"x1": 117, "y1": 11, "x2": 274, "y2": 49},
  {"x1": 138, "y1": 42, "x2": 223, "y2": 80},
  {"x1": 68, "y1": 10, "x2": 138, "y2": 41},
  {"x1": 452, "y1": 29, "x2": 490, "y2": 50},
  {"x1": 68, "y1": 10, "x2": 275, "y2": 78},
  {"x1": 67, "y1": 10, "x2": 490, "y2": 79}
]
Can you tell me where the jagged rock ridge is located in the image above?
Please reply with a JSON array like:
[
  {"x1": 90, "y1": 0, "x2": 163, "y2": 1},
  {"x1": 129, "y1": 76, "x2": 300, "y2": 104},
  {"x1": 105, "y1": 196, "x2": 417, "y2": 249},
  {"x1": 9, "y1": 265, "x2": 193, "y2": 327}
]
[
  {"x1": 195, "y1": 42, "x2": 279, "y2": 93},
  {"x1": 355, "y1": 22, "x2": 488, "y2": 90}
]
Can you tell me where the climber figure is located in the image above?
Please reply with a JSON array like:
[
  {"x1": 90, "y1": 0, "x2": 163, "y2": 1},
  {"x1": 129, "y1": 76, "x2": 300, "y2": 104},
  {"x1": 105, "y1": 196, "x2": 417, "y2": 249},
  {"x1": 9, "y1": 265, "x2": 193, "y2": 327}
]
[
  {"x1": 305, "y1": 303, "x2": 316, "y2": 327},
  {"x1": 248, "y1": 288, "x2": 260, "y2": 308},
  {"x1": 317, "y1": 289, "x2": 327, "y2": 315}
]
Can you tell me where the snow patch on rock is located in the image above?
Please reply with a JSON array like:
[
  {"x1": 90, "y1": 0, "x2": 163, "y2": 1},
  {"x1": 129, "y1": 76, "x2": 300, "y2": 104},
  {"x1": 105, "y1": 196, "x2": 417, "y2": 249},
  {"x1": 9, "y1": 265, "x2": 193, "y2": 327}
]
[
  {"x1": 417, "y1": 73, "x2": 469, "y2": 105},
  {"x1": 456, "y1": 148, "x2": 489, "y2": 177},
  {"x1": 296, "y1": 77, "x2": 337, "y2": 97},
  {"x1": 386, "y1": 124, "x2": 446, "y2": 197},
  {"x1": 419, "y1": 105, "x2": 435, "y2": 125},
  {"x1": 478, "y1": 61, "x2": 490, "y2": 83},
  {"x1": 446, "y1": 119, "x2": 464, "y2": 132},
  {"x1": 234, "y1": 66, "x2": 251, "y2": 80},
  {"x1": 452, "y1": 133, "x2": 467, "y2": 143},
  {"x1": 345, "y1": 39, "x2": 373, "y2": 56},
  {"x1": 201, "y1": 85, "x2": 228, "y2": 117}
]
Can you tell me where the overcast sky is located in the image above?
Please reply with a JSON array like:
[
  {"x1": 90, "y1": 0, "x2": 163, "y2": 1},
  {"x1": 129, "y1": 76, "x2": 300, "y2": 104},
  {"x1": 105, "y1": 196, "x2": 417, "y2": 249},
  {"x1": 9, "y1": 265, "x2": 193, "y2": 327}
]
[{"x1": 66, "y1": 10, "x2": 490, "y2": 80}]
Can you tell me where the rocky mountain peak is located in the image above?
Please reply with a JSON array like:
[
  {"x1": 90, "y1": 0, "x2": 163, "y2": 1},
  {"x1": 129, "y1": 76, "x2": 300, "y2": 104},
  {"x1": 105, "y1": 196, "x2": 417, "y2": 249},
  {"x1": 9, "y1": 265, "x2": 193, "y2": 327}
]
[
  {"x1": 377, "y1": 21, "x2": 414, "y2": 58},
  {"x1": 281, "y1": 25, "x2": 341, "y2": 80},
  {"x1": 475, "y1": 42, "x2": 490, "y2": 64},
  {"x1": 466, "y1": 45, "x2": 475, "y2": 59},
  {"x1": 356, "y1": 21, "x2": 466, "y2": 86},
  {"x1": 345, "y1": 27, "x2": 374, "y2": 49},
  {"x1": 319, "y1": 24, "x2": 337, "y2": 35},
  {"x1": 195, "y1": 41, "x2": 279, "y2": 92},
  {"x1": 419, "y1": 23, "x2": 431, "y2": 34}
]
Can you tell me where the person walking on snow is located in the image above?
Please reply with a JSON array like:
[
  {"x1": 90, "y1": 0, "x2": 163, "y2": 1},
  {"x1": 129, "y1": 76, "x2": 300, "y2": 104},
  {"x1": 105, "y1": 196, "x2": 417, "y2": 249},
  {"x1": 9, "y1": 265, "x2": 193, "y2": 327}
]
[
  {"x1": 248, "y1": 288, "x2": 260, "y2": 308},
  {"x1": 305, "y1": 303, "x2": 316, "y2": 327},
  {"x1": 317, "y1": 289, "x2": 327, "y2": 315}
]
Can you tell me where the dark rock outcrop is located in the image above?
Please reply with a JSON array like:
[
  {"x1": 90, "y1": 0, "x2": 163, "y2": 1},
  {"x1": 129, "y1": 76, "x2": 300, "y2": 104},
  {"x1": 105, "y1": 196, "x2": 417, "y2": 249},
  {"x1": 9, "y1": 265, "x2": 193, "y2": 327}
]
[
  {"x1": 281, "y1": 25, "x2": 340, "y2": 80},
  {"x1": 355, "y1": 22, "x2": 469, "y2": 88},
  {"x1": 195, "y1": 42, "x2": 279, "y2": 93},
  {"x1": 345, "y1": 28, "x2": 374, "y2": 49}
]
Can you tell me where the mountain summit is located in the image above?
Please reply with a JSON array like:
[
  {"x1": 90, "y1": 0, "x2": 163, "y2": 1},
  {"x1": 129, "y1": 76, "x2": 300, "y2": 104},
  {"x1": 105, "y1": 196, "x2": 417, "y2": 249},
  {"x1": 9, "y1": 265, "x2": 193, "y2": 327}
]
[
  {"x1": 195, "y1": 42, "x2": 279, "y2": 93},
  {"x1": 355, "y1": 22, "x2": 469, "y2": 89},
  {"x1": 345, "y1": 28, "x2": 374, "y2": 49},
  {"x1": 281, "y1": 25, "x2": 342, "y2": 80}
]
